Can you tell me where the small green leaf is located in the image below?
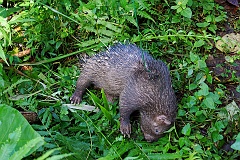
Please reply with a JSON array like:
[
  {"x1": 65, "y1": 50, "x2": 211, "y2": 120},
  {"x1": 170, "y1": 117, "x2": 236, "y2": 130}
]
[
  {"x1": 178, "y1": 109, "x2": 186, "y2": 117},
  {"x1": 179, "y1": 137, "x2": 185, "y2": 147},
  {"x1": 189, "y1": 83, "x2": 197, "y2": 91},
  {"x1": 208, "y1": 24, "x2": 217, "y2": 34},
  {"x1": 205, "y1": 15, "x2": 212, "y2": 22},
  {"x1": 171, "y1": 6, "x2": 179, "y2": 10},
  {"x1": 194, "y1": 40, "x2": 205, "y2": 48},
  {"x1": 214, "y1": 121, "x2": 225, "y2": 131},
  {"x1": 215, "y1": 15, "x2": 225, "y2": 22},
  {"x1": 176, "y1": 7, "x2": 183, "y2": 13},
  {"x1": 196, "y1": 60, "x2": 207, "y2": 69},
  {"x1": 198, "y1": 83, "x2": 209, "y2": 96},
  {"x1": 187, "y1": 68, "x2": 193, "y2": 77},
  {"x1": 211, "y1": 131, "x2": 223, "y2": 142},
  {"x1": 203, "y1": 97, "x2": 215, "y2": 109},
  {"x1": 171, "y1": 16, "x2": 181, "y2": 23},
  {"x1": 181, "y1": 123, "x2": 191, "y2": 136},
  {"x1": 193, "y1": 144, "x2": 203, "y2": 153},
  {"x1": 190, "y1": 52, "x2": 199, "y2": 62},
  {"x1": 196, "y1": 22, "x2": 210, "y2": 27},
  {"x1": 181, "y1": 7, "x2": 192, "y2": 18},
  {"x1": 55, "y1": 41, "x2": 62, "y2": 50}
]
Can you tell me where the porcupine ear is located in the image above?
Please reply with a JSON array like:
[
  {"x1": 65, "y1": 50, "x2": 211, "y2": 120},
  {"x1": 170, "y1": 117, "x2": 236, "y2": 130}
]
[{"x1": 155, "y1": 115, "x2": 171, "y2": 125}]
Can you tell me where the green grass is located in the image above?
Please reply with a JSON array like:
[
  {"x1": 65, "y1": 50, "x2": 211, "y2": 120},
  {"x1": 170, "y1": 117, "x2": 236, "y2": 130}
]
[{"x1": 0, "y1": 0, "x2": 239, "y2": 159}]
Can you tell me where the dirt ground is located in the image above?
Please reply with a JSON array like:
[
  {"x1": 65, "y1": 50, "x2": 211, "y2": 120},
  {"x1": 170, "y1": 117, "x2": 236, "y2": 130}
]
[{"x1": 206, "y1": 1, "x2": 240, "y2": 107}]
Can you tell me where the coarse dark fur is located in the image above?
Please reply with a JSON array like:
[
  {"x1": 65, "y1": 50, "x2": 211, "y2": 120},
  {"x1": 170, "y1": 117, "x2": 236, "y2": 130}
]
[{"x1": 70, "y1": 43, "x2": 177, "y2": 142}]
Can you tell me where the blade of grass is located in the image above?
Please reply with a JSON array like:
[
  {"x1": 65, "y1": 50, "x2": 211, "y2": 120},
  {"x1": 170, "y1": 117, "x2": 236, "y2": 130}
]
[{"x1": 16, "y1": 44, "x2": 99, "y2": 66}]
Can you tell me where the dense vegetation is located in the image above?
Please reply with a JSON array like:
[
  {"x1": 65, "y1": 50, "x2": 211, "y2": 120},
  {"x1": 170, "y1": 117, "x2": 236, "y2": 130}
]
[{"x1": 0, "y1": 0, "x2": 239, "y2": 159}]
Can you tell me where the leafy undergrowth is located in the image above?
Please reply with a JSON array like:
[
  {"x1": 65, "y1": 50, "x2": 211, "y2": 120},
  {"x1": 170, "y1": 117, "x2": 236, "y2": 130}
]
[{"x1": 0, "y1": 0, "x2": 240, "y2": 159}]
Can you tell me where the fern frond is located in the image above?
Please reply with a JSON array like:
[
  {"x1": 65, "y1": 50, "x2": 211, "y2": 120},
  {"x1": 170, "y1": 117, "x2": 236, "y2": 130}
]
[
  {"x1": 137, "y1": 0, "x2": 150, "y2": 10},
  {"x1": 125, "y1": 16, "x2": 138, "y2": 28},
  {"x1": 137, "y1": 10, "x2": 155, "y2": 23}
]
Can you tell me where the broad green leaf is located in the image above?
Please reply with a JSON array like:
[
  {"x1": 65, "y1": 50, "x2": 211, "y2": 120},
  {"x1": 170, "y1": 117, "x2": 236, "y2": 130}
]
[
  {"x1": 231, "y1": 133, "x2": 240, "y2": 150},
  {"x1": 181, "y1": 123, "x2": 191, "y2": 136},
  {"x1": 0, "y1": 127, "x2": 20, "y2": 160},
  {"x1": 10, "y1": 137, "x2": 44, "y2": 160},
  {"x1": 181, "y1": 7, "x2": 192, "y2": 18},
  {"x1": 0, "y1": 105, "x2": 44, "y2": 159}
]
